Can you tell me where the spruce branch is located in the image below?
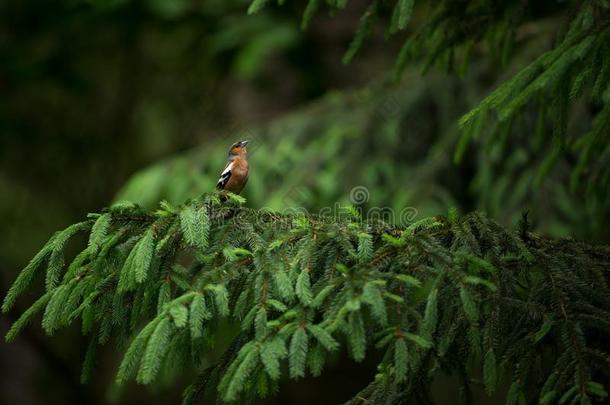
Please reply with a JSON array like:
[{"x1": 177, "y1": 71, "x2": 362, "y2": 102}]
[{"x1": 3, "y1": 193, "x2": 610, "y2": 404}]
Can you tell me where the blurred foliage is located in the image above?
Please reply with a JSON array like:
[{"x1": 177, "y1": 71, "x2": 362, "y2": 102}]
[
  {"x1": 118, "y1": 71, "x2": 474, "y2": 217},
  {"x1": 118, "y1": 65, "x2": 610, "y2": 241},
  {"x1": 115, "y1": 0, "x2": 610, "y2": 242}
]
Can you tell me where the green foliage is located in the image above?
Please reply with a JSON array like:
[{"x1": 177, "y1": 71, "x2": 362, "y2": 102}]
[
  {"x1": 139, "y1": 0, "x2": 610, "y2": 247},
  {"x1": 117, "y1": 316, "x2": 162, "y2": 384},
  {"x1": 289, "y1": 326, "x2": 309, "y2": 379},
  {"x1": 89, "y1": 213, "x2": 111, "y2": 252},
  {"x1": 189, "y1": 294, "x2": 210, "y2": 339},
  {"x1": 4, "y1": 1, "x2": 610, "y2": 403},
  {"x1": 394, "y1": 338, "x2": 408, "y2": 382},
  {"x1": 248, "y1": 0, "x2": 270, "y2": 15},
  {"x1": 132, "y1": 229, "x2": 156, "y2": 284},
  {"x1": 301, "y1": 0, "x2": 320, "y2": 30},
  {"x1": 180, "y1": 203, "x2": 210, "y2": 251},
  {"x1": 305, "y1": 324, "x2": 338, "y2": 351},
  {"x1": 390, "y1": 0, "x2": 415, "y2": 33},
  {"x1": 483, "y1": 349, "x2": 497, "y2": 395},
  {"x1": 115, "y1": 59, "x2": 610, "y2": 242},
  {"x1": 456, "y1": 4, "x2": 610, "y2": 198},
  {"x1": 222, "y1": 343, "x2": 260, "y2": 400},
  {"x1": 5, "y1": 293, "x2": 50, "y2": 342},
  {"x1": 2, "y1": 238, "x2": 54, "y2": 313},
  {"x1": 295, "y1": 269, "x2": 313, "y2": 307},
  {"x1": 138, "y1": 317, "x2": 173, "y2": 384},
  {"x1": 4, "y1": 194, "x2": 610, "y2": 403},
  {"x1": 342, "y1": 1, "x2": 378, "y2": 65}
]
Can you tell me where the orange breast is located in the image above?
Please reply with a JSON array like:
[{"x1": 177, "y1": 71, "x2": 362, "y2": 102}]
[{"x1": 224, "y1": 157, "x2": 249, "y2": 194}]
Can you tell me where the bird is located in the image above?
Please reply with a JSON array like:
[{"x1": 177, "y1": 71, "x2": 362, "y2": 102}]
[{"x1": 216, "y1": 140, "x2": 249, "y2": 196}]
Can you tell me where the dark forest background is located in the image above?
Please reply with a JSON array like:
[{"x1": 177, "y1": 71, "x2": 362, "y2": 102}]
[{"x1": 1, "y1": 0, "x2": 608, "y2": 404}]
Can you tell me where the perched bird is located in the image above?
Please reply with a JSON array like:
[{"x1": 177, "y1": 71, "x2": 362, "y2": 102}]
[{"x1": 216, "y1": 140, "x2": 249, "y2": 195}]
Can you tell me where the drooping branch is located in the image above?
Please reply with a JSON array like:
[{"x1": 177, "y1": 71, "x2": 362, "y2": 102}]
[{"x1": 3, "y1": 193, "x2": 610, "y2": 404}]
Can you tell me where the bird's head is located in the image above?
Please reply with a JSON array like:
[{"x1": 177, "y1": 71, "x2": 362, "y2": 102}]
[{"x1": 228, "y1": 140, "x2": 249, "y2": 157}]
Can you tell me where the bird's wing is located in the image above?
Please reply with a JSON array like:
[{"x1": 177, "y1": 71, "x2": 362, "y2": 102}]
[{"x1": 216, "y1": 161, "x2": 233, "y2": 190}]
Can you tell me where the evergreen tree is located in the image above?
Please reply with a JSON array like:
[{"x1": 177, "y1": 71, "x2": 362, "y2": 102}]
[
  {"x1": 250, "y1": 0, "x2": 610, "y2": 200},
  {"x1": 3, "y1": 194, "x2": 610, "y2": 404},
  {"x1": 4, "y1": 1, "x2": 610, "y2": 404}
]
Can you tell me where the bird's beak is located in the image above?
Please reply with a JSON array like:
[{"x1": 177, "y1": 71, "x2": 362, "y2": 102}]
[{"x1": 240, "y1": 141, "x2": 249, "y2": 147}]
